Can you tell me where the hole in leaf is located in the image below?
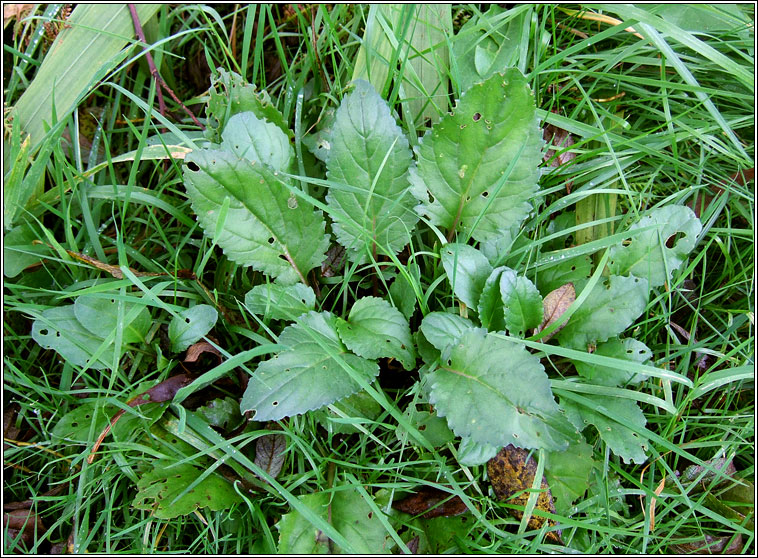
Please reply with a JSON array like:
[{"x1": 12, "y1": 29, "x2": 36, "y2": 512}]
[
  {"x1": 71, "y1": 422, "x2": 79, "y2": 427},
  {"x1": 187, "y1": 162, "x2": 200, "y2": 172},
  {"x1": 666, "y1": 231, "x2": 685, "y2": 249},
  {"x1": 570, "y1": 266, "x2": 576, "y2": 271},
  {"x1": 272, "y1": 401, "x2": 279, "y2": 406},
  {"x1": 268, "y1": 237, "x2": 275, "y2": 244},
  {"x1": 279, "y1": 255, "x2": 288, "y2": 261},
  {"x1": 185, "y1": 317, "x2": 191, "y2": 323},
  {"x1": 367, "y1": 512, "x2": 373, "y2": 519},
  {"x1": 40, "y1": 329, "x2": 49, "y2": 336},
  {"x1": 473, "y1": 112, "x2": 481, "y2": 121},
  {"x1": 419, "y1": 425, "x2": 427, "y2": 431},
  {"x1": 481, "y1": 191, "x2": 489, "y2": 198}
]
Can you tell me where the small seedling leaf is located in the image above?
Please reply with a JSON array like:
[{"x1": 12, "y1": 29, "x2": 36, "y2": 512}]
[
  {"x1": 241, "y1": 312, "x2": 380, "y2": 421},
  {"x1": 429, "y1": 328, "x2": 577, "y2": 450},
  {"x1": 169, "y1": 305, "x2": 218, "y2": 353},
  {"x1": 477, "y1": 266, "x2": 508, "y2": 331},
  {"x1": 326, "y1": 80, "x2": 417, "y2": 261},
  {"x1": 440, "y1": 243, "x2": 493, "y2": 308},
  {"x1": 608, "y1": 206, "x2": 702, "y2": 287},
  {"x1": 245, "y1": 283, "x2": 316, "y2": 321},
  {"x1": 336, "y1": 296, "x2": 416, "y2": 371},
  {"x1": 419, "y1": 312, "x2": 474, "y2": 353},
  {"x1": 500, "y1": 270, "x2": 543, "y2": 338}
]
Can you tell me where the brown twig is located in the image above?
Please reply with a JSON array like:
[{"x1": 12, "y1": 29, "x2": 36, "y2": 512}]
[{"x1": 127, "y1": 5, "x2": 204, "y2": 130}]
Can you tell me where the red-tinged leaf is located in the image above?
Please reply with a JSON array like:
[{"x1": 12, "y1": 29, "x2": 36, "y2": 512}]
[
  {"x1": 254, "y1": 431, "x2": 286, "y2": 481},
  {"x1": 88, "y1": 374, "x2": 193, "y2": 463},
  {"x1": 3, "y1": 508, "x2": 45, "y2": 551},
  {"x1": 184, "y1": 340, "x2": 223, "y2": 364},
  {"x1": 487, "y1": 445, "x2": 563, "y2": 543},
  {"x1": 392, "y1": 486, "x2": 468, "y2": 519},
  {"x1": 405, "y1": 535, "x2": 420, "y2": 554},
  {"x1": 543, "y1": 120, "x2": 576, "y2": 193},
  {"x1": 535, "y1": 283, "x2": 575, "y2": 341}
]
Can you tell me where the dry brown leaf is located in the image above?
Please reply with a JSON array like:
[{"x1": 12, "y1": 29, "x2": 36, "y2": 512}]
[
  {"x1": 535, "y1": 283, "x2": 575, "y2": 341},
  {"x1": 543, "y1": 121, "x2": 576, "y2": 193},
  {"x1": 392, "y1": 486, "x2": 468, "y2": 519},
  {"x1": 184, "y1": 341, "x2": 222, "y2": 364},
  {"x1": 487, "y1": 445, "x2": 562, "y2": 543},
  {"x1": 3, "y1": 4, "x2": 34, "y2": 26},
  {"x1": 254, "y1": 431, "x2": 286, "y2": 481},
  {"x1": 670, "y1": 533, "x2": 743, "y2": 554},
  {"x1": 320, "y1": 244, "x2": 346, "y2": 278},
  {"x1": 3, "y1": 403, "x2": 21, "y2": 450},
  {"x1": 3, "y1": 507, "x2": 45, "y2": 551}
]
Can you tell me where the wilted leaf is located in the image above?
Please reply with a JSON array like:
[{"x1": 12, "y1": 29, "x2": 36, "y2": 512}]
[
  {"x1": 671, "y1": 533, "x2": 743, "y2": 554},
  {"x1": 320, "y1": 243, "x2": 346, "y2": 278},
  {"x1": 3, "y1": 507, "x2": 45, "y2": 552},
  {"x1": 255, "y1": 432, "x2": 286, "y2": 481},
  {"x1": 393, "y1": 487, "x2": 468, "y2": 519},
  {"x1": 429, "y1": 328, "x2": 577, "y2": 450},
  {"x1": 168, "y1": 305, "x2": 218, "y2": 353},
  {"x1": 487, "y1": 445, "x2": 562, "y2": 543},
  {"x1": 535, "y1": 283, "x2": 575, "y2": 341},
  {"x1": 337, "y1": 296, "x2": 416, "y2": 370},
  {"x1": 277, "y1": 491, "x2": 390, "y2": 553},
  {"x1": 132, "y1": 460, "x2": 242, "y2": 519},
  {"x1": 679, "y1": 456, "x2": 737, "y2": 487}
]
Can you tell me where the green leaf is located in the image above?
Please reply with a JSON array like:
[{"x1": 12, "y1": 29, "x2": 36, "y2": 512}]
[
  {"x1": 132, "y1": 461, "x2": 242, "y2": 519},
  {"x1": 168, "y1": 305, "x2": 218, "y2": 353},
  {"x1": 429, "y1": 328, "x2": 576, "y2": 450},
  {"x1": 388, "y1": 276, "x2": 417, "y2": 320},
  {"x1": 499, "y1": 270, "x2": 543, "y2": 338},
  {"x1": 315, "y1": 390, "x2": 383, "y2": 435},
  {"x1": 3, "y1": 224, "x2": 48, "y2": 278},
  {"x1": 396, "y1": 405, "x2": 455, "y2": 448},
  {"x1": 456, "y1": 436, "x2": 499, "y2": 467},
  {"x1": 241, "y1": 312, "x2": 380, "y2": 421},
  {"x1": 562, "y1": 395, "x2": 648, "y2": 465},
  {"x1": 556, "y1": 275, "x2": 649, "y2": 350},
  {"x1": 74, "y1": 294, "x2": 151, "y2": 345},
  {"x1": 221, "y1": 112, "x2": 293, "y2": 171},
  {"x1": 440, "y1": 243, "x2": 493, "y2": 308},
  {"x1": 477, "y1": 266, "x2": 507, "y2": 331},
  {"x1": 536, "y1": 254, "x2": 592, "y2": 296},
  {"x1": 419, "y1": 312, "x2": 474, "y2": 353},
  {"x1": 245, "y1": 283, "x2": 316, "y2": 321},
  {"x1": 573, "y1": 338, "x2": 652, "y2": 387},
  {"x1": 337, "y1": 297, "x2": 416, "y2": 371},
  {"x1": 642, "y1": 4, "x2": 752, "y2": 34},
  {"x1": 183, "y1": 147, "x2": 329, "y2": 285},
  {"x1": 51, "y1": 401, "x2": 109, "y2": 442},
  {"x1": 195, "y1": 397, "x2": 242, "y2": 429},
  {"x1": 608, "y1": 206, "x2": 702, "y2": 287},
  {"x1": 207, "y1": 68, "x2": 291, "y2": 142},
  {"x1": 326, "y1": 80, "x2": 417, "y2": 261},
  {"x1": 31, "y1": 305, "x2": 112, "y2": 369},
  {"x1": 411, "y1": 70, "x2": 542, "y2": 243},
  {"x1": 451, "y1": 6, "x2": 528, "y2": 92},
  {"x1": 277, "y1": 490, "x2": 391, "y2": 553},
  {"x1": 544, "y1": 438, "x2": 594, "y2": 514}
]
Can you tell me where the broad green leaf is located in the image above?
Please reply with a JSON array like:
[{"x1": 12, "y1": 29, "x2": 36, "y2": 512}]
[
  {"x1": 536, "y1": 254, "x2": 592, "y2": 296},
  {"x1": 10, "y1": 4, "x2": 161, "y2": 150},
  {"x1": 608, "y1": 206, "x2": 702, "y2": 287},
  {"x1": 132, "y1": 461, "x2": 242, "y2": 519},
  {"x1": 411, "y1": 515, "x2": 472, "y2": 554},
  {"x1": 221, "y1": 112, "x2": 293, "y2": 171},
  {"x1": 245, "y1": 283, "x2": 316, "y2": 321},
  {"x1": 277, "y1": 490, "x2": 391, "y2": 554},
  {"x1": 389, "y1": 276, "x2": 417, "y2": 320},
  {"x1": 573, "y1": 338, "x2": 652, "y2": 387},
  {"x1": 195, "y1": 397, "x2": 242, "y2": 429},
  {"x1": 183, "y1": 147, "x2": 329, "y2": 285},
  {"x1": 452, "y1": 5, "x2": 529, "y2": 92},
  {"x1": 3, "y1": 223, "x2": 47, "y2": 277},
  {"x1": 419, "y1": 312, "x2": 474, "y2": 353},
  {"x1": 168, "y1": 305, "x2": 218, "y2": 353},
  {"x1": 326, "y1": 80, "x2": 417, "y2": 261},
  {"x1": 207, "y1": 68, "x2": 291, "y2": 141},
  {"x1": 456, "y1": 436, "x2": 499, "y2": 467},
  {"x1": 411, "y1": 70, "x2": 542, "y2": 243},
  {"x1": 31, "y1": 305, "x2": 112, "y2": 369},
  {"x1": 544, "y1": 438, "x2": 594, "y2": 514},
  {"x1": 556, "y1": 275, "x2": 649, "y2": 350},
  {"x1": 337, "y1": 297, "x2": 416, "y2": 371},
  {"x1": 74, "y1": 294, "x2": 151, "y2": 345},
  {"x1": 499, "y1": 270, "x2": 543, "y2": 338},
  {"x1": 396, "y1": 404, "x2": 455, "y2": 448},
  {"x1": 241, "y1": 312, "x2": 380, "y2": 421},
  {"x1": 640, "y1": 4, "x2": 752, "y2": 35},
  {"x1": 51, "y1": 401, "x2": 109, "y2": 442},
  {"x1": 477, "y1": 266, "x2": 507, "y2": 331},
  {"x1": 429, "y1": 328, "x2": 576, "y2": 450},
  {"x1": 562, "y1": 395, "x2": 648, "y2": 465},
  {"x1": 440, "y1": 243, "x2": 492, "y2": 308}
]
